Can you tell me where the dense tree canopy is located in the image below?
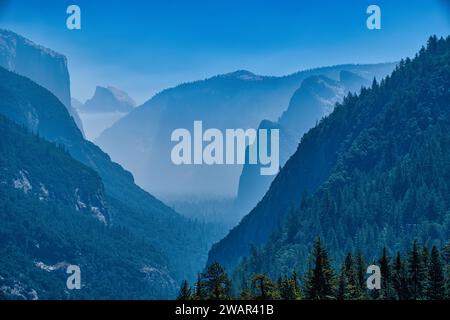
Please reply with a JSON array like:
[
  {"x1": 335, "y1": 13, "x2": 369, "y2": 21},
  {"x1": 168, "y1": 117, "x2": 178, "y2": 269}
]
[
  {"x1": 232, "y1": 36, "x2": 450, "y2": 285},
  {"x1": 180, "y1": 239, "x2": 450, "y2": 300}
]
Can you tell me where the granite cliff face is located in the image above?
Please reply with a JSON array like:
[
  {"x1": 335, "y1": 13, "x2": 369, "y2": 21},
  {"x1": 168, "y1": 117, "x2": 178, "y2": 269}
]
[
  {"x1": 83, "y1": 86, "x2": 136, "y2": 113},
  {"x1": 74, "y1": 86, "x2": 136, "y2": 140},
  {"x1": 0, "y1": 29, "x2": 84, "y2": 134},
  {"x1": 234, "y1": 72, "x2": 371, "y2": 216}
]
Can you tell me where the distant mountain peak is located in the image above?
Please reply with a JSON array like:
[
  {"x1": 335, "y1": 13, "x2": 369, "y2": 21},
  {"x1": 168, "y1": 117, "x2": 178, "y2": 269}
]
[
  {"x1": 104, "y1": 86, "x2": 136, "y2": 107},
  {"x1": 219, "y1": 70, "x2": 264, "y2": 81},
  {"x1": 82, "y1": 86, "x2": 136, "y2": 113}
]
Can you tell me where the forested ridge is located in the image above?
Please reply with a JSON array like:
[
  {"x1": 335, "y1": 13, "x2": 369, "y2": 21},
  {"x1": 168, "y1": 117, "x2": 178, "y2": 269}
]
[
  {"x1": 0, "y1": 115, "x2": 176, "y2": 299},
  {"x1": 207, "y1": 36, "x2": 450, "y2": 297},
  {"x1": 0, "y1": 65, "x2": 223, "y2": 292}
]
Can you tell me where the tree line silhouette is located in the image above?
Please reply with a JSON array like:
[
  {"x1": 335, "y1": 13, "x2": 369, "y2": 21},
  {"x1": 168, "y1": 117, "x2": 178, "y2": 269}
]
[{"x1": 178, "y1": 238, "x2": 450, "y2": 300}]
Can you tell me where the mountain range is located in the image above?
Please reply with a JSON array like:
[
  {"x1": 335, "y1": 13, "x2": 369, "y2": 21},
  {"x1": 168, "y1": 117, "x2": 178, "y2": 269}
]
[
  {"x1": 0, "y1": 62, "x2": 221, "y2": 297},
  {"x1": 1, "y1": 27, "x2": 448, "y2": 300},
  {"x1": 95, "y1": 64, "x2": 395, "y2": 199}
]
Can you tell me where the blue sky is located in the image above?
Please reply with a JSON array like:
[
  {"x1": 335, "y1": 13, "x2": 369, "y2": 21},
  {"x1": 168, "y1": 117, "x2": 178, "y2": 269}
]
[{"x1": 0, "y1": 0, "x2": 449, "y2": 104}]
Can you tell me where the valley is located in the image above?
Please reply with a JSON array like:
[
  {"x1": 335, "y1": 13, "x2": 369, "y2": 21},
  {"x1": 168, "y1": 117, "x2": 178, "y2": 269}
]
[{"x1": 0, "y1": 22, "x2": 448, "y2": 301}]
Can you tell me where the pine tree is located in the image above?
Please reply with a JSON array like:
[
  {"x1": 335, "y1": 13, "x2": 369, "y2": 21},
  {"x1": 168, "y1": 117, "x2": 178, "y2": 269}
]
[
  {"x1": 251, "y1": 274, "x2": 279, "y2": 300},
  {"x1": 177, "y1": 280, "x2": 192, "y2": 300},
  {"x1": 355, "y1": 252, "x2": 366, "y2": 291},
  {"x1": 336, "y1": 253, "x2": 363, "y2": 300},
  {"x1": 202, "y1": 263, "x2": 231, "y2": 300},
  {"x1": 426, "y1": 246, "x2": 445, "y2": 300},
  {"x1": 193, "y1": 273, "x2": 207, "y2": 300},
  {"x1": 379, "y1": 248, "x2": 395, "y2": 299},
  {"x1": 408, "y1": 241, "x2": 427, "y2": 300},
  {"x1": 278, "y1": 273, "x2": 301, "y2": 300},
  {"x1": 336, "y1": 268, "x2": 346, "y2": 300},
  {"x1": 422, "y1": 246, "x2": 430, "y2": 291},
  {"x1": 393, "y1": 252, "x2": 410, "y2": 300},
  {"x1": 443, "y1": 241, "x2": 450, "y2": 299},
  {"x1": 304, "y1": 238, "x2": 336, "y2": 300},
  {"x1": 292, "y1": 271, "x2": 302, "y2": 300},
  {"x1": 355, "y1": 252, "x2": 368, "y2": 299}
]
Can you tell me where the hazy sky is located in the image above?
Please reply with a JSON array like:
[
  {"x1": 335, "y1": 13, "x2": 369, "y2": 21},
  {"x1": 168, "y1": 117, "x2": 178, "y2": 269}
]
[{"x1": 0, "y1": 0, "x2": 449, "y2": 104}]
